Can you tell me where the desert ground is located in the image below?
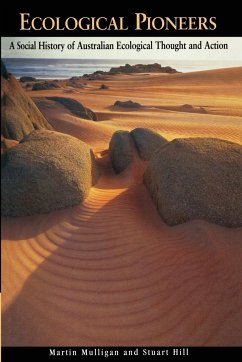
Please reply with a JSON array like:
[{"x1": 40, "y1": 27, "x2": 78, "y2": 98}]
[{"x1": 2, "y1": 66, "x2": 242, "y2": 345}]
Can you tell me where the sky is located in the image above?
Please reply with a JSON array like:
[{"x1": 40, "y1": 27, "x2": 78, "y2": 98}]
[{"x1": 1, "y1": 37, "x2": 242, "y2": 65}]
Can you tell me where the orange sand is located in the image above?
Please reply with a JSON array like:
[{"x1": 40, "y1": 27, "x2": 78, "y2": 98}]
[{"x1": 1, "y1": 67, "x2": 242, "y2": 346}]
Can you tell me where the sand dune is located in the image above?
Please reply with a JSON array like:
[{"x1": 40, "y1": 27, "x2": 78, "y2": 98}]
[{"x1": 2, "y1": 67, "x2": 242, "y2": 346}]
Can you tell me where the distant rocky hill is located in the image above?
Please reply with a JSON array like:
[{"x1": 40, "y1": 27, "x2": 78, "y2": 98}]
[
  {"x1": 109, "y1": 63, "x2": 178, "y2": 74},
  {"x1": 83, "y1": 63, "x2": 178, "y2": 79}
]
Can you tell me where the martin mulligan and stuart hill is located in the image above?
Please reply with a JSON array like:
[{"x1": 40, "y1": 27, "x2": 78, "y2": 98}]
[
  {"x1": 19, "y1": 13, "x2": 217, "y2": 31},
  {"x1": 49, "y1": 347, "x2": 189, "y2": 357}
]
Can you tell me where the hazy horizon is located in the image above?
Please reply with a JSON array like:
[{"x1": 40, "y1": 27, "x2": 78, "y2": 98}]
[{"x1": 2, "y1": 57, "x2": 242, "y2": 79}]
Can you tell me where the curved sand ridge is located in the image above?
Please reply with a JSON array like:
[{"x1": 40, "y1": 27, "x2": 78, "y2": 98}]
[{"x1": 2, "y1": 67, "x2": 242, "y2": 345}]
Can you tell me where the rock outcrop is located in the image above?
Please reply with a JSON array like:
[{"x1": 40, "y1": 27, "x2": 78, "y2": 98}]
[
  {"x1": 32, "y1": 81, "x2": 60, "y2": 90},
  {"x1": 144, "y1": 138, "x2": 242, "y2": 227},
  {"x1": 83, "y1": 63, "x2": 179, "y2": 78},
  {"x1": 1, "y1": 63, "x2": 52, "y2": 141},
  {"x1": 109, "y1": 131, "x2": 132, "y2": 173},
  {"x1": 179, "y1": 104, "x2": 208, "y2": 114},
  {"x1": 100, "y1": 84, "x2": 109, "y2": 90},
  {"x1": 109, "y1": 63, "x2": 178, "y2": 74},
  {"x1": 131, "y1": 128, "x2": 168, "y2": 160},
  {"x1": 1, "y1": 130, "x2": 99, "y2": 216},
  {"x1": 20, "y1": 76, "x2": 37, "y2": 82},
  {"x1": 114, "y1": 100, "x2": 142, "y2": 108},
  {"x1": 45, "y1": 97, "x2": 97, "y2": 121}
]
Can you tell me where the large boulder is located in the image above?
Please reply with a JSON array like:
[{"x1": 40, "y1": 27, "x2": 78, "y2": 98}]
[
  {"x1": 46, "y1": 97, "x2": 97, "y2": 121},
  {"x1": 131, "y1": 128, "x2": 168, "y2": 160},
  {"x1": 144, "y1": 138, "x2": 242, "y2": 227},
  {"x1": 1, "y1": 62, "x2": 52, "y2": 141},
  {"x1": 1, "y1": 130, "x2": 99, "y2": 216},
  {"x1": 109, "y1": 131, "x2": 132, "y2": 174}
]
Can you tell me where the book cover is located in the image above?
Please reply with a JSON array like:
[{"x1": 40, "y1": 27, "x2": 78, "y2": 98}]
[{"x1": 1, "y1": 3, "x2": 242, "y2": 361}]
